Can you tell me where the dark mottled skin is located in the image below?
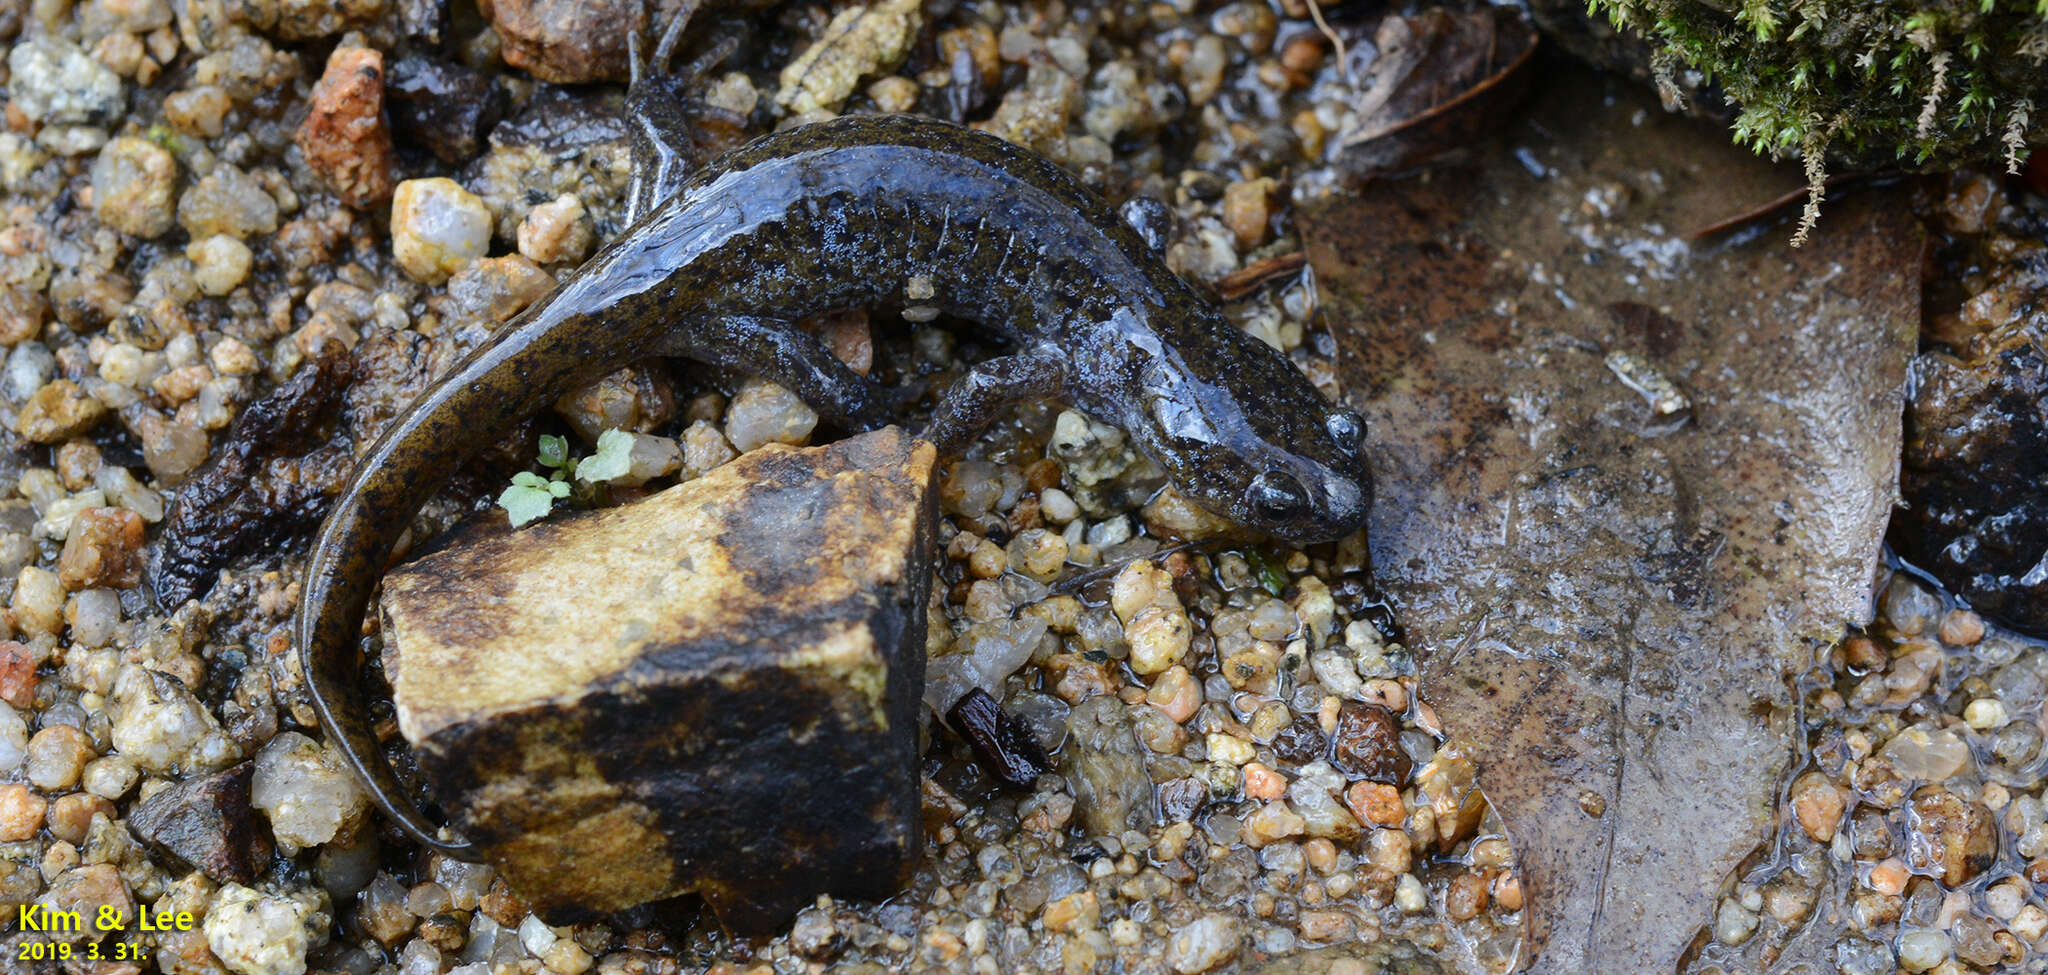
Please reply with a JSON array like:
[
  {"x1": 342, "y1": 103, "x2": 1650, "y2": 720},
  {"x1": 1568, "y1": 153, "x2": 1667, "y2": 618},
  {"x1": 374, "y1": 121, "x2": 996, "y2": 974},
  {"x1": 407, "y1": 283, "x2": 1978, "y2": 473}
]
[{"x1": 300, "y1": 105, "x2": 1372, "y2": 855}]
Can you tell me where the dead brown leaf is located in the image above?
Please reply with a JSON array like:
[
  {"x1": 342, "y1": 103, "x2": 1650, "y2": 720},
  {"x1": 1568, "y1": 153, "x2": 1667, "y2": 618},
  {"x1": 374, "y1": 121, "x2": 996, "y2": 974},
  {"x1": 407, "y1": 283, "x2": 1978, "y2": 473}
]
[
  {"x1": 1301, "y1": 69, "x2": 1920, "y2": 974},
  {"x1": 1336, "y1": 7, "x2": 1538, "y2": 178}
]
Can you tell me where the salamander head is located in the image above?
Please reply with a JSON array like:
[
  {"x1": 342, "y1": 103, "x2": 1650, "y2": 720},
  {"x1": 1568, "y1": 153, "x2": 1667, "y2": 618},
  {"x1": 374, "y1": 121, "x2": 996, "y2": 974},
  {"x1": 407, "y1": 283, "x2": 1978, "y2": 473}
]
[{"x1": 1123, "y1": 326, "x2": 1372, "y2": 546}]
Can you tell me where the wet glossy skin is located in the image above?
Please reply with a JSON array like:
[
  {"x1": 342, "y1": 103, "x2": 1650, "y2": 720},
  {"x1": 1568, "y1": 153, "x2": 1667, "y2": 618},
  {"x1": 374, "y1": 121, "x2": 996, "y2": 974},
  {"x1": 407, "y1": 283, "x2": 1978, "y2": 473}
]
[{"x1": 299, "y1": 112, "x2": 1372, "y2": 855}]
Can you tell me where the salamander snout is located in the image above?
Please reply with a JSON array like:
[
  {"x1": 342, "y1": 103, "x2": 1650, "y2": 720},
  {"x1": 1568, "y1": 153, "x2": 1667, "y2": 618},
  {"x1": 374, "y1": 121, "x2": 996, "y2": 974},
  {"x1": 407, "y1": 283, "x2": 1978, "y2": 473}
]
[{"x1": 1234, "y1": 407, "x2": 1372, "y2": 545}]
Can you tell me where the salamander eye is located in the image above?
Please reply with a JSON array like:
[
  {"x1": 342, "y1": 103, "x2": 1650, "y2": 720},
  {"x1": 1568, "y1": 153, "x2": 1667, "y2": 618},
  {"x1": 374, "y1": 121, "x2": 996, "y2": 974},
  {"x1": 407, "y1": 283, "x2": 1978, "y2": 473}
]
[
  {"x1": 1249, "y1": 471, "x2": 1310, "y2": 522},
  {"x1": 1327, "y1": 410, "x2": 1366, "y2": 453}
]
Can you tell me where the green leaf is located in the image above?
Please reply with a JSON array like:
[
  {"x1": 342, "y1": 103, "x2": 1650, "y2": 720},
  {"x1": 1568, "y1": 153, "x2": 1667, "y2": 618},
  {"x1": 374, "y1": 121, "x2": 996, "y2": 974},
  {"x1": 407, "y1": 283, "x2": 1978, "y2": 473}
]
[
  {"x1": 537, "y1": 434, "x2": 569, "y2": 469},
  {"x1": 1245, "y1": 549, "x2": 1288, "y2": 597},
  {"x1": 499, "y1": 483, "x2": 555, "y2": 527},
  {"x1": 577, "y1": 429, "x2": 637, "y2": 483}
]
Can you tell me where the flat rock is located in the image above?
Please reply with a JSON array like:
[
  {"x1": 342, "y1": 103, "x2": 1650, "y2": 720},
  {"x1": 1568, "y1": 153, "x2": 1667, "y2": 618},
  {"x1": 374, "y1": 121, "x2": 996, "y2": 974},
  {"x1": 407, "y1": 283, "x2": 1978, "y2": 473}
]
[
  {"x1": 383, "y1": 427, "x2": 937, "y2": 930},
  {"x1": 1303, "y1": 67, "x2": 1917, "y2": 974}
]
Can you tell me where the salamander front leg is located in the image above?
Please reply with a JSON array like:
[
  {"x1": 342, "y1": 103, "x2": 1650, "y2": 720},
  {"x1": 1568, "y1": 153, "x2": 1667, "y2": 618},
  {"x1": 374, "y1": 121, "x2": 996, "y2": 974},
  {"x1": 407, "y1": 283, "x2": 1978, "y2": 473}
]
[
  {"x1": 622, "y1": 0, "x2": 703, "y2": 226},
  {"x1": 920, "y1": 349, "x2": 1069, "y2": 453},
  {"x1": 681, "y1": 317, "x2": 892, "y2": 432}
]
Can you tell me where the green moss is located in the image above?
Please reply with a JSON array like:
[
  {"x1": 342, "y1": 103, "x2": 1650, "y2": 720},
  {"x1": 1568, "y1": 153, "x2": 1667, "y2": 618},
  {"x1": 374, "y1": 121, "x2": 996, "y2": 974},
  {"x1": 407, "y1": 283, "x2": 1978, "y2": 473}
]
[{"x1": 1592, "y1": 0, "x2": 2048, "y2": 172}]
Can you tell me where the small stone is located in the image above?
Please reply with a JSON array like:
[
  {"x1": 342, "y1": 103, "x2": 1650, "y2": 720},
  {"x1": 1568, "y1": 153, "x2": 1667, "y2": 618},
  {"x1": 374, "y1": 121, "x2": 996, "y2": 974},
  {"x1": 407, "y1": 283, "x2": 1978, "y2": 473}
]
[
  {"x1": 26, "y1": 724, "x2": 95, "y2": 790},
  {"x1": 251, "y1": 731, "x2": 369, "y2": 851},
  {"x1": 1444, "y1": 871, "x2": 1488, "y2": 921},
  {"x1": 0, "y1": 288, "x2": 48, "y2": 347},
  {"x1": 10, "y1": 566, "x2": 64, "y2": 636},
  {"x1": 1006, "y1": 528, "x2": 1067, "y2": 582},
  {"x1": 274, "y1": 0, "x2": 384, "y2": 39},
  {"x1": 1329, "y1": 702, "x2": 1411, "y2": 784},
  {"x1": 163, "y1": 85, "x2": 232, "y2": 137},
  {"x1": 517, "y1": 194, "x2": 593, "y2": 265},
  {"x1": 203, "y1": 883, "x2": 324, "y2": 975},
  {"x1": 1066, "y1": 696, "x2": 1159, "y2": 836},
  {"x1": 0, "y1": 642, "x2": 35, "y2": 709},
  {"x1": 1206, "y1": 732, "x2": 1255, "y2": 766},
  {"x1": 481, "y1": 0, "x2": 645, "y2": 81},
  {"x1": 131, "y1": 761, "x2": 273, "y2": 883},
  {"x1": 551, "y1": 362, "x2": 673, "y2": 442},
  {"x1": 386, "y1": 57, "x2": 503, "y2": 164},
  {"x1": 1145, "y1": 665, "x2": 1201, "y2": 723},
  {"x1": 111, "y1": 665, "x2": 231, "y2": 773},
  {"x1": 1964, "y1": 698, "x2": 2008, "y2": 730},
  {"x1": 1222, "y1": 177, "x2": 1277, "y2": 249},
  {"x1": 356, "y1": 875, "x2": 414, "y2": 945},
  {"x1": 81, "y1": 756, "x2": 138, "y2": 799},
  {"x1": 1879, "y1": 727, "x2": 1972, "y2": 781},
  {"x1": 723, "y1": 379, "x2": 818, "y2": 452},
  {"x1": 295, "y1": 44, "x2": 395, "y2": 207},
  {"x1": 1344, "y1": 781, "x2": 1405, "y2": 827},
  {"x1": 187, "y1": 234, "x2": 254, "y2": 296},
  {"x1": 391, "y1": 177, "x2": 491, "y2": 284},
  {"x1": 1042, "y1": 889, "x2": 1098, "y2": 933},
  {"x1": 1166, "y1": 914, "x2": 1241, "y2": 974},
  {"x1": 775, "y1": 0, "x2": 924, "y2": 115},
  {"x1": 1898, "y1": 929, "x2": 1952, "y2": 972},
  {"x1": 38, "y1": 864, "x2": 132, "y2": 943},
  {"x1": 1413, "y1": 744, "x2": 1485, "y2": 847},
  {"x1": 1141, "y1": 485, "x2": 1242, "y2": 541},
  {"x1": 57, "y1": 506, "x2": 145, "y2": 589},
  {"x1": 383, "y1": 430, "x2": 936, "y2": 929},
  {"x1": 1904, "y1": 787, "x2": 1996, "y2": 887},
  {"x1": 2012, "y1": 903, "x2": 2048, "y2": 941},
  {"x1": 17, "y1": 379, "x2": 108, "y2": 443},
  {"x1": 1394, "y1": 873, "x2": 1427, "y2": 913},
  {"x1": 867, "y1": 75, "x2": 918, "y2": 113},
  {"x1": 680, "y1": 419, "x2": 737, "y2": 478},
  {"x1": 1126, "y1": 605, "x2": 1191, "y2": 676},
  {"x1": 1867, "y1": 857, "x2": 1908, "y2": 895},
  {"x1": 1790, "y1": 771, "x2": 1845, "y2": 842},
  {"x1": 446, "y1": 254, "x2": 556, "y2": 327},
  {"x1": 177, "y1": 164, "x2": 280, "y2": 239},
  {"x1": 47, "y1": 792, "x2": 114, "y2": 843},
  {"x1": 1242, "y1": 762, "x2": 1286, "y2": 800},
  {"x1": 0, "y1": 783, "x2": 46, "y2": 841},
  {"x1": 8, "y1": 36, "x2": 125, "y2": 126},
  {"x1": 1938, "y1": 609, "x2": 1985, "y2": 646},
  {"x1": 89, "y1": 135, "x2": 176, "y2": 237}
]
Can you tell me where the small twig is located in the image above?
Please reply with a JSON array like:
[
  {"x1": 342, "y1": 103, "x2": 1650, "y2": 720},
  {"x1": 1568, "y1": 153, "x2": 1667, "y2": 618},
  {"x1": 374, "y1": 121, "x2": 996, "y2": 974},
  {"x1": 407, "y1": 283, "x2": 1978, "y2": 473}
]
[
  {"x1": 1215, "y1": 251, "x2": 1308, "y2": 300},
  {"x1": 1306, "y1": 0, "x2": 1349, "y2": 82},
  {"x1": 1682, "y1": 174, "x2": 1860, "y2": 239},
  {"x1": 1048, "y1": 540, "x2": 1211, "y2": 597}
]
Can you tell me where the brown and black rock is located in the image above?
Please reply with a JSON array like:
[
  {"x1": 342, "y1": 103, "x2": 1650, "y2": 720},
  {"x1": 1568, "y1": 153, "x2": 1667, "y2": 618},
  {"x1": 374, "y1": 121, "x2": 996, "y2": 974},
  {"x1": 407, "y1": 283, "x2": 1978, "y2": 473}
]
[
  {"x1": 387, "y1": 57, "x2": 504, "y2": 165},
  {"x1": 1329, "y1": 702, "x2": 1411, "y2": 785},
  {"x1": 1892, "y1": 223, "x2": 2048, "y2": 636},
  {"x1": 129, "y1": 762, "x2": 273, "y2": 883},
  {"x1": 382, "y1": 428, "x2": 937, "y2": 931}
]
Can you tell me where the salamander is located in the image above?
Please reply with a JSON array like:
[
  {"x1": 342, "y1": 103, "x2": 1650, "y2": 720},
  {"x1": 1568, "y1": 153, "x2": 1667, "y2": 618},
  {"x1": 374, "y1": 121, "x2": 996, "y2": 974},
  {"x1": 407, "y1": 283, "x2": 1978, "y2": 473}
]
[{"x1": 298, "y1": 72, "x2": 1372, "y2": 856}]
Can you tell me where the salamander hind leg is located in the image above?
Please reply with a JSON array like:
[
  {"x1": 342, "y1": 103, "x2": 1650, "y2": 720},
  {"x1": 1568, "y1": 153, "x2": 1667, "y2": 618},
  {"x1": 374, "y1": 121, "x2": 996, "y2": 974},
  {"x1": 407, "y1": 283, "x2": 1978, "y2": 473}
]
[
  {"x1": 919, "y1": 349, "x2": 1069, "y2": 453},
  {"x1": 677, "y1": 317, "x2": 893, "y2": 432}
]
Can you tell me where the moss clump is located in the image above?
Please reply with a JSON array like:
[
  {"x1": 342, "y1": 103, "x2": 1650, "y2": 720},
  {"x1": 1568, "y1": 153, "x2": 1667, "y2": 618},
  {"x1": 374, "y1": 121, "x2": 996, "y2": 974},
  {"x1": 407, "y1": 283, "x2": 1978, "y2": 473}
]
[{"x1": 1592, "y1": 0, "x2": 2048, "y2": 173}]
